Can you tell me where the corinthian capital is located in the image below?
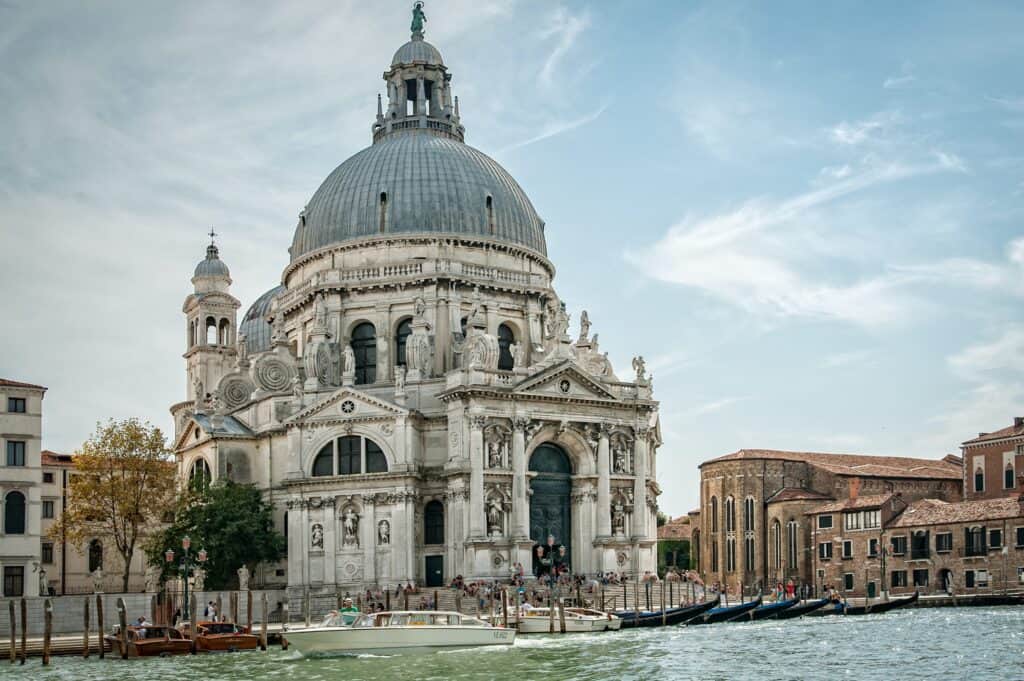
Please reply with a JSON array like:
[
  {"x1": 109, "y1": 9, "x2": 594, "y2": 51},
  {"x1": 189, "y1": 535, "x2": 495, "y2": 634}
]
[
  {"x1": 469, "y1": 415, "x2": 488, "y2": 430},
  {"x1": 512, "y1": 416, "x2": 530, "y2": 432}
]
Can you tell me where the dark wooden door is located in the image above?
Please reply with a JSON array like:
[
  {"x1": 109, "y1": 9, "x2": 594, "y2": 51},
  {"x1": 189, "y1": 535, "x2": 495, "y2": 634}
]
[
  {"x1": 529, "y1": 444, "x2": 572, "y2": 559},
  {"x1": 425, "y1": 555, "x2": 444, "y2": 587}
]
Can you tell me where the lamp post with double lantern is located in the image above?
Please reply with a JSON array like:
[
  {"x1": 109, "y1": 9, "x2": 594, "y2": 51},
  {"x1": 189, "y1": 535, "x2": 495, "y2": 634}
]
[{"x1": 165, "y1": 535, "x2": 208, "y2": 624}]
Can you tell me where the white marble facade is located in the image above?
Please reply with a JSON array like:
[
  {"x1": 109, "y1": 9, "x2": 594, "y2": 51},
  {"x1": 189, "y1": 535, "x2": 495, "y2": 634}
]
[{"x1": 170, "y1": 15, "x2": 660, "y2": 599}]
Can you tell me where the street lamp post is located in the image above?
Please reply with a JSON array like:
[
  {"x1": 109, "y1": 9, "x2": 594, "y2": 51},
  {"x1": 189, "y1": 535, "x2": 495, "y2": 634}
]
[{"x1": 165, "y1": 536, "x2": 208, "y2": 623}]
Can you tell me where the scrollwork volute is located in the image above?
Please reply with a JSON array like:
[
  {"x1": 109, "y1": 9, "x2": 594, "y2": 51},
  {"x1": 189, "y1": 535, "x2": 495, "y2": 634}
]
[{"x1": 255, "y1": 355, "x2": 295, "y2": 392}]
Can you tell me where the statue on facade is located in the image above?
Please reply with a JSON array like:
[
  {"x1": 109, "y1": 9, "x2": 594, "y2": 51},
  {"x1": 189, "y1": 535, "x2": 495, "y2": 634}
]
[
  {"x1": 414, "y1": 296, "x2": 427, "y2": 320},
  {"x1": 193, "y1": 377, "x2": 204, "y2": 403},
  {"x1": 411, "y1": 1, "x2": 426, "y2": 35},
  {"x1": 487, "y1": 439, "x2": 502, "y2": 468},
  {"x1": 192, "y1": 568, "x2": 206, "y2": 591},
  {"x1": 394, "y1": 364, "x2": 406, "y2": 393},
  {"x1": 291, "y1": 375, "x2": 304, "y2": 400},
  {"x1": 343, "y1": 344, "x2": 356, "y2": 375},
  {"x1": 553, "y1": 303, "x2": 570, "y2": 340},
  {"x1": 237, "y1": 565, "x2": 250, "y2": 591},
  {"x1": 486, "y1": 498, "x2": 503, "y2": 536},
  {"x1": 632, "y1": 355, "x2": 647, "y2": 382},
  {"x1": 91, "y1": 568, "x2": 104, "y2": 594},
  {"x1": 510, "y1": 342, "x2": 524, "y2": 371},
  {"x1": 613, "y1": 442, "x2": 628, "y2": 474},
  {"x1": 237, "y1": 333, "x2": 249, "y2": 366},
  {"x1": 378, "y1": 520, "x2": 391, "y2": 545},
  {"x1": 314, "y1": 292, "x2": 327, "y2": 328},
  {"x1": 579, "y1": 310, "x2": 590, "y2": 342},
  {"x1": 311, "y1": 523, "x2": 324, "y2": 549},
  {"x1": 342, "y1": 507, "x2": 360, "y2": 547},
  {"x1": 466, "y1": 286, "x2": 484, "y2": 328},
  {"x1": 611, "y1": 503, "x2": 626, "y2": 536},
  {"x1": 38, "y1": 566, "x2": 48, "y2": 596}
]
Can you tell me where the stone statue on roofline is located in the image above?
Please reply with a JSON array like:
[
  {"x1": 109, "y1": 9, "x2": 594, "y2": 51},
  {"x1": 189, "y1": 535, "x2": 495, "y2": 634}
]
[{"x1": 411, "y1": 2, "x2": 427, "y2": 36}]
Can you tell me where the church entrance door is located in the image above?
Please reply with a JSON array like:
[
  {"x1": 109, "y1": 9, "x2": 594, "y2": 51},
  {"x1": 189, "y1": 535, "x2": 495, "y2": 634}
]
[{"x1": 529, "y1": 444, "x2": 572, "y2": 560}]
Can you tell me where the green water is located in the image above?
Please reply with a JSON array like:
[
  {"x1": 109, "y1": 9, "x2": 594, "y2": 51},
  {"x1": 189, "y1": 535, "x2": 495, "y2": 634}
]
[{"x1": 4, "y1": 607, "x2": 1022, "y2": 681}]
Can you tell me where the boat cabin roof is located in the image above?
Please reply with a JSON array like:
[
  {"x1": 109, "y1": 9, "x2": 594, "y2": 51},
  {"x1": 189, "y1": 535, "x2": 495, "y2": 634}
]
[{"x1": 344, "y1": 611, "x2": 491, "y2": 628}]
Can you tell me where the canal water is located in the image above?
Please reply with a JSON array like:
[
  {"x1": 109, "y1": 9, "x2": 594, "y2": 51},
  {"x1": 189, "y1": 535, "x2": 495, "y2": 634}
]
[{"x1": 4, "y1": 607, "x2": 1021, "y2": 681}]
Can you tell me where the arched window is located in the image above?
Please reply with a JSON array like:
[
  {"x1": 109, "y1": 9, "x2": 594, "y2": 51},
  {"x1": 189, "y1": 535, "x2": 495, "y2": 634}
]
[
  {"x1": 205, "y1": 316, "x2": 217, "y2": 345},
  {"x1": 486, "y1": 195, "x2": 495, "y2": 234},
  {"x1": 743, "y1": 497, "x2": 755, "y2": 532},
  {"x1": 311, "y1": 435, "x2": 389, "y2": 477},
  {"x1": 351, "y1": 323, "x2": 377, "y2": 385},
  {"x1": 189, "y1": 458, "x2": 212, "y2": 492},
  {"x1": 725, "y1": 497, "x2": 735, "y2": 533},
  {"x1": 189, "y1": 320, "x2": 196, "y2": 348},
  {"x1": 4, "y1": 491, "x2": 25, "y2": 535},
  {"x1": 365, "y1": 439, "x2": 388, "y2": 473},
  {"x1": 497, "y1": 323, "x2": 515, "y2": 371},
  {"x1": 974, "y1": 466, "x2": 984, "y2": 493},
  {"x1": 395, "y1": 318, "x2": 412, "y2": 369},
  {"x1": 88, "y1": 539, "x2": 103, "y2": 573},
  {"x1": 692, "y1": 528, "x2": 701, "y2": 571},
  {"x1": 771, "y1": 519, "x2": 782, "y2": 570},
  {"x1": 709, "y1": 497, "x2": 718, "y2": 533},
  {"x1": 218, "y1": 318, "x2": 230, "y2": 346},
  {"x1": 786, "y1": 520, "x2": 798, "y2": 569},
  {"x1": 424, "y1": 500, "x2": 444, "y2": 545},
  {"x1": 312, "y1": 445, "x2": 334, "y2": 477},
  {"x1": 1005, "y1": 463, "x2": 1015, "y2": 490},
  {"x1": 379, "y1": 192, "x2": 388, "y2": 233},
  {"x1": 710, "y1": 540, "x2": 719, "y2": 572}
]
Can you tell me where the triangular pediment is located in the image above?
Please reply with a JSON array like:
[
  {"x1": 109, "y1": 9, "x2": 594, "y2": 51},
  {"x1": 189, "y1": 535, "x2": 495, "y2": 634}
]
[
  {"x1": 514, "y1": 361, "x2": 619, "y2": 401},
  {"x1": 174, "y1": 419, "x2": 203, "y2": 451},
  {"x1": 286, "y1": 386, "x2": 409, "y2": 426}
]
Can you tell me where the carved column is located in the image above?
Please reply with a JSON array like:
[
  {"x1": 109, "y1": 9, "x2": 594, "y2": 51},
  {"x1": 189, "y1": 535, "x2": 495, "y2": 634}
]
[
  {"x1": 512, "y1": 417, "x2": 530, "y2": 539},
  {"x1": 596, "y1": 424, "x2": 612, "y2": 537},
  {"x1": 362, "y1": 497, "x2": 376, "y2": 583},
  {"x1": 416, "y1": 78, "x2": 426, "y2": 116},
  {"x1": 469, "y1": 415, "x2": 487, "y2": 538},
  {"x1": 323, "y1": 500, "x2": 337, "y2": 585},
  {"x1": 632, "y1": 428, "x2": 649, "y2": 539}
]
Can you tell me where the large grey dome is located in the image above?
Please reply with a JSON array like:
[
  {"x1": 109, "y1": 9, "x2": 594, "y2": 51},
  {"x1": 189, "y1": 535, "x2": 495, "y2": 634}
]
[
  {"x1": 239, "y1": 285, "x2": 284, "y2": 353},
  {"x1": 392, "y1": 37, "x2": 443, "y2": 66},
  {"x1": 290, "y1": 133, "x2": 547, "y2": 260}
]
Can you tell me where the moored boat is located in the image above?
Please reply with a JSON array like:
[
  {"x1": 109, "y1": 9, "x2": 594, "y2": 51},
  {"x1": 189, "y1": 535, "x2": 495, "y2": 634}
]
[
  {"x1": 726, "y1": 597, "x2": 799, "y2": 622},
  {"x1": 813, "y1": 591, "x2": 919, "y2": 616},
  {"x1": 179, "y1": 621, "x2": 260, "y2": 652},
  {"x1": 773, "y1": 597, "x2": 830, "y2": 620},
  {"x1": 283, "y1": 610, "x2": 515, "y2": 656},
  {"x1": 513, "y1": 607, "x2": 610, "y2": 633},
  {"x1": 617, "y1": 596, "x2": 720, "y2": 628},
  {"x1": 566, "y1": 607, "x2": 623, "y2": 631},
  {"x1": 687, "y1": 596, "x2": 762, "y2": 625},
  {"x1": 104, "y1": 625, "x2": 194, "y2": 657}
]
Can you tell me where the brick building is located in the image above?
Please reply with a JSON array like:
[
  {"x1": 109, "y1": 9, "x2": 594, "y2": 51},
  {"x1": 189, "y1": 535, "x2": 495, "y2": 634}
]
[
  {"x1": 695, "y1": 449, "x2": 963, "y2": 593},
  {"x1": 961, "y1": 417, "x2": 1024, "y2": 501}
]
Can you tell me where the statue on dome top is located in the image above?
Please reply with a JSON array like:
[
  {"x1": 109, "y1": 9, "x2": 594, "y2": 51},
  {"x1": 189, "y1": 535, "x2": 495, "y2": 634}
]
[{"x1": 411, "y1": 2, "x2": 427, "y2": 36}]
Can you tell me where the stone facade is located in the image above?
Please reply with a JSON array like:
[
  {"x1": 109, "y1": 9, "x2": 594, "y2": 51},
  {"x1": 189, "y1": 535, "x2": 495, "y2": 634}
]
[
  {"x1": 696, "y1": 449, "x2": 962, "y2": 593},
  {"x1": 960, "y1": 417, "x2": 1024, "y2": 501},
  {"x1": 0, "y1": 378, "x2": 46, "y2": 597},
  {"x1": 170, "y1": 19, "x2": 660, "y2": 601}
]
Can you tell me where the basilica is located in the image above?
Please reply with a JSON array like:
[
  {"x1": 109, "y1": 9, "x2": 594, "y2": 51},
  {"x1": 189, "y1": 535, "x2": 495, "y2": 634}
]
[{"x1": 170, "y1": 10, "x2": 661, "y2": 598}]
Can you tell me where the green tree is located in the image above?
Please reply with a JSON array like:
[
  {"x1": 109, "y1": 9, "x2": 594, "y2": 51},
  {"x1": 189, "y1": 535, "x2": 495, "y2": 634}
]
[
  {"x1": 48, "y1": 418, "x2": 177, "y2": 592},
  {"x1": 146, "y1": 481, "x2": 285, "y2": 590}
]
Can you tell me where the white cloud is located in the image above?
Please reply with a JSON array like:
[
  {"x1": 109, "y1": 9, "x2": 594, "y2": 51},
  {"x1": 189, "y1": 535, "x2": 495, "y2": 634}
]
[
  {"x1": 986, "y1": 95, "x2": 1024, "y2": 113},
  {"x1": 497, "y1": 102, "x2": 608, "y2": 153},
  {"x1": 688, "y1": 396, "x2": 748, "y2": 416},
  {"x1": 625, "y1": 157, "x2": 961, "y2": 326},
  {"x1": 819, "y1": 350, "x2": 875, "y2": 369},
  {"x1": 883, "y1": 62, "x2": 916, "y2": 89},
  {"x1": 948, "y1": 326, "x2": 1024, "y2": 381},
  {"x1": 830, "y1": 110, "x2": 903, "y2": 146},
  {"x1": 537, "y1": 7, "x2": 590, "y2": 88}
]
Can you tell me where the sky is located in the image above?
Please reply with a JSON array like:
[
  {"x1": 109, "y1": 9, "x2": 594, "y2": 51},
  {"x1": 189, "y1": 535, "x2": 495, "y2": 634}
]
[{"x1": 1, "y1": 1, "x2": 1022, "y2": 516}]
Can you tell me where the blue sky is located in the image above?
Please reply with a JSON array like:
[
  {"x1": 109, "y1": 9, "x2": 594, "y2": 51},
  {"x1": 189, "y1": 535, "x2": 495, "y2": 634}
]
[{"x1": 1, "y1": 1, "x2": 1022, "y2": 515}]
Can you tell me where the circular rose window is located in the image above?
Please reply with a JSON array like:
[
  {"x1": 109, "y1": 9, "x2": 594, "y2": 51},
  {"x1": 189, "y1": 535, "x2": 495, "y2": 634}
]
[{"x1": 340, "y1": 400, "x2": 356, "y2": 414}]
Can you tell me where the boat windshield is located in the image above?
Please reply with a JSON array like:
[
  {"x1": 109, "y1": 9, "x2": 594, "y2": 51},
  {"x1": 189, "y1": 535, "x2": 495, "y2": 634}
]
[
  {"x1": 459, "y1": 616, "x2": 488, "y2": 627},
  {"x1": 203, "y1": 623, "x2": 244, "y2": 634}
]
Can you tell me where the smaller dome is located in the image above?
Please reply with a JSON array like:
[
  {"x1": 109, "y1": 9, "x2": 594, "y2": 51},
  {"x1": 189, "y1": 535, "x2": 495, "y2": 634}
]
[
  {"x1": 194, "y1": 244, "x2": 230, "y2": 279},
  {"x1": 239, "y1": 285, "x2": 285, "y2": 353},
  {"x1": 392, "y1": 37, "x2": 444, "y2": 66}
]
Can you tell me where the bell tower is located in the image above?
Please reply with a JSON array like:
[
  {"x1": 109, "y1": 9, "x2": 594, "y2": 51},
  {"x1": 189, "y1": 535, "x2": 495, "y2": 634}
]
[{"x1": 182, "y1": 230, "x2": 240, "y2": 407}]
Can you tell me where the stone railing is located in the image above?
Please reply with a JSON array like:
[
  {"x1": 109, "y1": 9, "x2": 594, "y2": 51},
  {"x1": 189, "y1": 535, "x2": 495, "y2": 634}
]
[{"x1": 446, "y1": 368, "x2": 518, "y2": 390}]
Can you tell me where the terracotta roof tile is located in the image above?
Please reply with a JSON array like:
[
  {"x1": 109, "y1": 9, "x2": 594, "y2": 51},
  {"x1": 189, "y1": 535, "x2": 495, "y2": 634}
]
[
  {"x1": 890, "y1": 497, "x2": 1023, "y2": 527},
  {"x1": 766, "y1": 487, "x2": 834, "y2": 504},
  {"x1": 41, "y1": 450, "x2": 74, "y2": 466},
  {"x1": 0, "y1": 378, "x2": 47, "y2": 391},
  {"x1": 702, "y1": 449, "x2": 961, "y2": 480},
  {"x1": 807, "y1": 493, "x2": 894, "y2": 515},
  {"x1": 961, "y1": 420, "x2": 1024, "y2": 445},
  {"x1": 658, "y1": 516, "x2": 691, "y2": 541}
]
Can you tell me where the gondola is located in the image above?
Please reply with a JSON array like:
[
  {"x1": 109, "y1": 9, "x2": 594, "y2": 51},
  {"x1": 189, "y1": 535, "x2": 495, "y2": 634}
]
[
  {"x1": 726, "y1": 597, "x2": 799, "y2": 622},
  {"x1": 812, "y1": 591, "x2": 919, "y2": 616},
  {"x1": 773, "y1": 597, "x2": 829, "y2": 620},
  {"x1": 617, "y1": 596, "x2": 720, "y2": 629},
  {"x1": 686, "y1": 596, "x2": 762, "y2": 625}
]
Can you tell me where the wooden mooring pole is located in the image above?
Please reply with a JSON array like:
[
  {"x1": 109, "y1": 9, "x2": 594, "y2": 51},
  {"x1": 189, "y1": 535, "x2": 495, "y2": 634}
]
[
  {"x1": 8, "y1": 600, "x2": 14, "y2": 664},
  {"x1": 385, "y1": 589, "x2": 391, "y2": 611},
  {"x1": 232, "y1": 591, "x2": 239, "y2": 624},
  {"x1": 259, "y1": 593, "x2": 268, "y2": 651},
  {"x1": 660, "y1": 583, "x2": 666, "y2": 626},
  {"x1": 247, "y1": 590, "x2": 253, "y2": 632},
  {"x1": 216, "y1": 594, "x2": 223, "y2": 622},
  {"x1": 42, "y1": 599, "x2": 52, "y2": 666},
  {"x1": 19, "y1": 598, "x2": 26, "y2": 665},
  {"x1": 548, "y1": 591, "x2": 555, "y2": 633},
  {"x1": 304, "y1": 591, "x2": 311, "y2": 628},
  {"x1": 96, "y1": 594, "x2": 105, "y2": 660},
  {"x1": 281, "y1": 601, "x2": 289, "y2": 650},
  {"x1": 600, "y1": 584, "x2": 605, "y2": 612},
  {"x1": 434, "y1": 589, "x2": 439, "y2": 612},
  {"x1": 558, "y1": 595, "x2": 566, "y2": 634},
  {"x1": 501, "y1": 588, "x2": 509, "y2": 628},
  {"x1": 117, "y1": 597, "x2": 128, "y2": 659}
]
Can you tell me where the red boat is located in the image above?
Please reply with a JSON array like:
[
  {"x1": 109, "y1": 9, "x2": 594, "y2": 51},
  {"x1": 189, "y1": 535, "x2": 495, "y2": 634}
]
[
  {"x1": 105, "y1": 625, "x2": 194, "y2": 657},
  {"x1": 180, "y1": 621, "x2": 260, "y2": 652}
]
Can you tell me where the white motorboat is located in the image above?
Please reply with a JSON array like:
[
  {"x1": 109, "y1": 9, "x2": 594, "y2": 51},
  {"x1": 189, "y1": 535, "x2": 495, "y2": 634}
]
[
  {"x1": 566, "y1": 607, "x2": 622, "y2": 631},
  {"x1": 283, "y1": 610, "x2": 516, "y2": 656},
  {"x1": 512, "y1": 606, "x2": 618, "y2": 633}
]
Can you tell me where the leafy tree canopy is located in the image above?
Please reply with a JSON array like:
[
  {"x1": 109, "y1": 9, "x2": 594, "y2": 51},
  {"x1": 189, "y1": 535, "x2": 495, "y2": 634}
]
[
  {"x1": 48, "y1": 418, "x2": 176, "y2": 592},
  {"x1": 146, "y1": 480, "x2": 285, "y2": 590}
]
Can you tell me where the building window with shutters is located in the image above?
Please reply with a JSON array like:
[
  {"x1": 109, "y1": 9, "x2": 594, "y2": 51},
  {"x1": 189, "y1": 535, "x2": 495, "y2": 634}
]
[
  {"x1": 936, "y1": 532, "x2": 953, "y2": 553},
  {"x1": 818, "y1": 542, "x2": 832, "y2": 561},
  {"x1": 3, "y1": 567, "x2": 24, "y2": 597}
]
